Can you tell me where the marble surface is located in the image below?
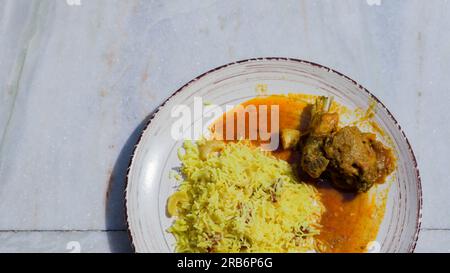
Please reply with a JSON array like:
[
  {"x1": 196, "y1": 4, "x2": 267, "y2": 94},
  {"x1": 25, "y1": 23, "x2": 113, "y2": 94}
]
[{"x1": 0, "y1": 0, "x2": 449, "y2": 252}]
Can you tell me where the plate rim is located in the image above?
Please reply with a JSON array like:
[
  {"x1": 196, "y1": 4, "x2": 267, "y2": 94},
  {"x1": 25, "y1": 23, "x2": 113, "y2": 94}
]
[{"x1": 124, "y1": 57, "x2": 423, "y2": 253}]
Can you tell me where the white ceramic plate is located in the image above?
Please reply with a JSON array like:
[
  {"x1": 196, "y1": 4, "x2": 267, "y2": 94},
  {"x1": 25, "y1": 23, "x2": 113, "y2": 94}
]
[{"x1": 126, "y1": 58, "x2": 422, "y2": 253}]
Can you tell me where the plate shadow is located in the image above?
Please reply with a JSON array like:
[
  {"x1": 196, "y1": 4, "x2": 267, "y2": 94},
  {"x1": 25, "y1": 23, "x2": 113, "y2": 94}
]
[{"x1": 105, "y1": 111, "x2": 155, "y2": 253}]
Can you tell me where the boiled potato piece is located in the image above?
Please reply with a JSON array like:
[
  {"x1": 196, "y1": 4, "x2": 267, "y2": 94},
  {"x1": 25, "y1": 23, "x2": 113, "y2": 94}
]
[
  {"x1": 198, "y1": 140, "x2": 225, "y2": 160},
  {"x1": 167, "y1": 191, "x2": 189, "y2": 217},
  {"x1": 281, "y1": 129, "x2": 301, "y2": 150}
]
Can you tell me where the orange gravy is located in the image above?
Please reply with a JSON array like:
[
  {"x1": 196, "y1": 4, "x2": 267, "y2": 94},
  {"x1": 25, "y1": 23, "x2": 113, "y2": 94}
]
[{"x1": 211, "y1": 95, "x2": 386, "y2": 253}]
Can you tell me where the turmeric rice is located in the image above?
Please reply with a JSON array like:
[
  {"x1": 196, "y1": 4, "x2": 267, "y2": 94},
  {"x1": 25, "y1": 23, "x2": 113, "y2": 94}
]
[{"x1": 167, "y1": 140, "x2": 324, "y2": 252}]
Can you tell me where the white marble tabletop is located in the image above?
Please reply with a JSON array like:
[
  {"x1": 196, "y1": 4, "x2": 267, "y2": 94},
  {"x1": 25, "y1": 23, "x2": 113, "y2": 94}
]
[{"x1": 0, "y1": 0, "x2": 449, "y2": 252}]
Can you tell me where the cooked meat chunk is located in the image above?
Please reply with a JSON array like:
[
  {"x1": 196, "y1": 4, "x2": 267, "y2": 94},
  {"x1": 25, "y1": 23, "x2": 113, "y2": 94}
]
[
  {"x1": 299, "y1": 96, "x2": 396, "y2": 192},
  {"x1": 323, "y1": 126, "x2": 396, "y2": 192},
  {"x1": 301, "y1": 97, "x2": 339, "y2": 178},
  {"x1": 310, "y1": 113, "x2": 339, "y2": 137},
  {"x1": 325, "y1": 127, "x2": 377, "y2": 180},
  {"x1": 370, "y1": 139, "x2": 396, "y2": 183},
  {"x1": 301, "y1": 136, "x2": 329, "y2": 178}
]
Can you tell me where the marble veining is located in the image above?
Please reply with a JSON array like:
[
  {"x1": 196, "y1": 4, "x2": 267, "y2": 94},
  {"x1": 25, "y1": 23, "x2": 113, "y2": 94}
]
[{"x1": 0, "y1": 0, "x2": 449, "y2": 252}]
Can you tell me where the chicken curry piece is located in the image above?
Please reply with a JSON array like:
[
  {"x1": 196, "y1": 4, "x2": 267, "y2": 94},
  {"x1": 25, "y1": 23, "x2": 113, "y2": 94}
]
[
  {"x1": 300, "y1": 97, "x2": 339, "y2": 179},
  {"x1": 284, "y1": 96, "x2": 396, "y2": 193},
  {"x1": 324, "y1": 126, "x2": 396, "y2": 192}
]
